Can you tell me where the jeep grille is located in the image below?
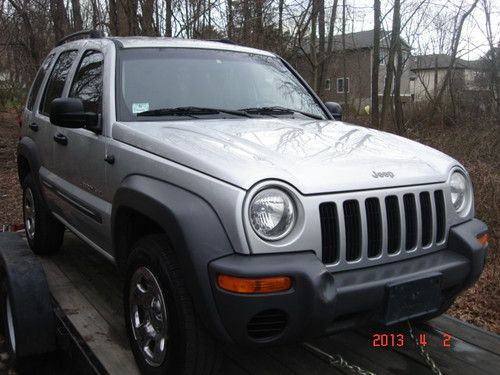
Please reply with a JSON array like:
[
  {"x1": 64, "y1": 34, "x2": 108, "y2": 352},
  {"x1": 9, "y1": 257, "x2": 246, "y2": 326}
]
[{"x1": 319, "y1": 189, "x2": 446, "y2": 266}]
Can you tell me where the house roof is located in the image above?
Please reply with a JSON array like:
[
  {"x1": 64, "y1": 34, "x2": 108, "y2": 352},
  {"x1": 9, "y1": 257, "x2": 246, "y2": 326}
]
[
  {"x1": 411, "y1": 54, "x2": 484, "y2": 71},
  {"x1": 329, "y1": 29, "x2": 410, "y2": 51},
  {"x1": 300, "y1": 29, "x2": 410, "y2": 53}
]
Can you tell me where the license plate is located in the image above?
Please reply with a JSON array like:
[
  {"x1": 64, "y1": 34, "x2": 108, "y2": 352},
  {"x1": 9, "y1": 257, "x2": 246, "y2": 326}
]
[{"x1": 383, "y1": 274, "x2": 442, "y2": 325}]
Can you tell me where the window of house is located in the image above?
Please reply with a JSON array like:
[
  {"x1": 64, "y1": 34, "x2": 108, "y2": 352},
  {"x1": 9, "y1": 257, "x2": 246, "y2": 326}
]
[
  {"x1": 379, "y1": 49, "x2": 386, "y2": 65},
  {"x1": 26, "y1": 53, "x2": 55, "y2": 111},
  {"x1": 40, "y1": 50, "x2": 78, "y2": 115},
  {"x1": 337, "y1": 77, "x2": 349, "y2": 93},
  {"x1": 325, "y1": 78, "x2": 331, "y2": 91},
  {"x1": 70, "y1": 50, "x2": 104, "y2": 114}
]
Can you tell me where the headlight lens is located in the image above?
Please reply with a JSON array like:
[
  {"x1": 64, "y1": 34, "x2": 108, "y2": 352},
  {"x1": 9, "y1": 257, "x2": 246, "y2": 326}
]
[
  {"x1": 450, "y1": 171, "x2": 470, "y2": 215},
  {"x1": 249, "y1": 188, "x2": 296, "y2": 241}
]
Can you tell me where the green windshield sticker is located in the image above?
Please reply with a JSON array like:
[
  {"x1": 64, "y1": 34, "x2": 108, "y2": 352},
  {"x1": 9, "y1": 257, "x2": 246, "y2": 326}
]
[{"x1": 132, "y1": 103, "x2": 149, "y2": 114}]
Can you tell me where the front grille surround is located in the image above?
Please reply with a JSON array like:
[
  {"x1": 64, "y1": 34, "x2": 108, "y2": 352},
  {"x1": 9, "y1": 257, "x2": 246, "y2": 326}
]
[{"x1": 318, "y1": 184, "x2": 450, "y2": 271}]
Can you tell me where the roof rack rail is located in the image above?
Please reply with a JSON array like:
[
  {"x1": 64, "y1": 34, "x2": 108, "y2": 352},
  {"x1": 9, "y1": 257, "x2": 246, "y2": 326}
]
[
  {"x1": 208, "y1": 39, "x2": 239, "y2": 46},
  {"x1": 56, "y1": 30, "x2": 104, "y2": 46}
]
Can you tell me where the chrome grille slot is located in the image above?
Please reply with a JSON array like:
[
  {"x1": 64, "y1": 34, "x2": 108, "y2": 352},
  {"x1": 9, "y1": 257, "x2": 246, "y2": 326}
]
[{"x1": 319, "y1": 187, "x2": 448, "y2": 270}]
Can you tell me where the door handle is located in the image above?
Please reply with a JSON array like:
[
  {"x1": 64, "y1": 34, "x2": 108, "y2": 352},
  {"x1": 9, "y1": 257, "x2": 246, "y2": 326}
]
[
  {"x1": 53, "y1": 133, "x2": 68, "y2": 146},
  {"x1": 29, "y1": 123, "x2": 39, "y2": 132}
]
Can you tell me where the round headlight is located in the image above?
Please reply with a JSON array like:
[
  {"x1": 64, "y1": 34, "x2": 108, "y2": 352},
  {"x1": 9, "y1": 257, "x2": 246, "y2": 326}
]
[
  {"x1": 450, "y1": 171, "x2": 470, "y2": 215},
  {"x1": 249, "y1": 188, "x2": 296, "y2": 241}
]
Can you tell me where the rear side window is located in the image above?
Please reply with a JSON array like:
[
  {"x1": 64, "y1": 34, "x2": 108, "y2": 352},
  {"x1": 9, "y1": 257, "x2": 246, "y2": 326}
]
[
  {"x1": 69, "y1": 50, "x2": 104, "y2": 114},
  {"x1": 26, "y1": 54, "x2": 55, "y2": 110},
  {"x1": 40, "y1": 50, "x2": 78, "y2": 115}
]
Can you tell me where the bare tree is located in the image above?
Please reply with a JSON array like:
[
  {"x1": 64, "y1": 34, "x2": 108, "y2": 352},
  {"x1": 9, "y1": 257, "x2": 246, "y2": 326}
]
[
  {"x1": 71, "y1": 0, "x2": 83, "y2": 30},
  {"x1": 371, "y1": 0, "x2": 381, "y2": 129},
  {"x1": 481, "y1": 0, "x2": 499, "y2": 120}
]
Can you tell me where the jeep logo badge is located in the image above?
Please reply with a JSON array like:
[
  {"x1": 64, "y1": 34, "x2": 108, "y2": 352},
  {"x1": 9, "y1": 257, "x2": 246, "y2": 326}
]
[{"x1": 372, "y1": 171, "x2": 395, "y2": 178}]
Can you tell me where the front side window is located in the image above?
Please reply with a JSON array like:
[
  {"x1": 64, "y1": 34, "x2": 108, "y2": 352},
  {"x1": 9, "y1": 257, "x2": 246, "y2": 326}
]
[
  {"x1": 27, "y1": 53, "x2": 55, "y2": 110},
  {"x1": 40, "y1": 50, "x2": 78, "y2": 115},
  {"x1": 117, "y1": 48, "x2": 326, "y2": 121},
  {"x1": 70, "y1": 50, "x2": 104, "y2": 113}
]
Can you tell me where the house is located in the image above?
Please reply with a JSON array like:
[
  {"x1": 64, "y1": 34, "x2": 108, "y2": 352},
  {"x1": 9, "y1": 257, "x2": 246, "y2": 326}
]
[
  {"x1": 295, "y1": 29, "x2": 413, "y2": 112},
  {"x1": 410, "y1": 54, "x2": 490, "y2": 104}
]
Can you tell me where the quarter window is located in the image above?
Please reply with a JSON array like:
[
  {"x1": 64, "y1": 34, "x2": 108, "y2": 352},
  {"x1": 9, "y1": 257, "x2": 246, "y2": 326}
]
[
  {"x1": 27, "y1": 54, "x2": 55, "y2": 110},
  {"x1": 40, "y1": 50, "x2": 78, "y2": 115},
  {"x1": 70, "y1": 50, "x2": 104, "y2": 113}
]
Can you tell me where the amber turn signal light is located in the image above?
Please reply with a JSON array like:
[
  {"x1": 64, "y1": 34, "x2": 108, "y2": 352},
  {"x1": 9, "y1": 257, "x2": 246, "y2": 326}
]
[
  {"x1": 217, "y1": 274, "x2": 292, "y2": 294},
  {"x1": 477, "y1": 233, "x2": 489, "y2": 247}
]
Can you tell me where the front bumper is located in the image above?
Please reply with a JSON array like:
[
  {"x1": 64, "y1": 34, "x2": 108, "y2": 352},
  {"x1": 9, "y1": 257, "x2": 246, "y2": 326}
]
[{"x1": 208, "y1": 219, "x2": 488, "y2": 345}]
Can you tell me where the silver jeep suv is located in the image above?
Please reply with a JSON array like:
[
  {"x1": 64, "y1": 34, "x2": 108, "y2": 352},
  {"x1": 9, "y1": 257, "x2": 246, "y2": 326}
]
[{"x1": 18, "y1": 32, "x2": 488, "y2": 374}]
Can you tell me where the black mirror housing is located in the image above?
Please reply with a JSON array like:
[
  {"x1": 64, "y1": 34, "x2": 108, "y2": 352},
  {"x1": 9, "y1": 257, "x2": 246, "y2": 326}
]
[
  {"x1": 324, "y1": 101, "x2": 343, "y2": 121},
  {"x1": 50, "y1": 98, "x2": 99, "y2": 129}
]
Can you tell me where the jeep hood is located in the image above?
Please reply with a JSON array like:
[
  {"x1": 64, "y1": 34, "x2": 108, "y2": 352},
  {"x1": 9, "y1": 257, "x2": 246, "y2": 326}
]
[{"x1": 112, "y1": 119, "x2": 457, "y2": 194}]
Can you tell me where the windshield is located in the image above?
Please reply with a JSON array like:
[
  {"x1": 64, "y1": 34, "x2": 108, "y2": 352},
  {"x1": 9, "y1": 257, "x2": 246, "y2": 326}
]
[{"x1": 116, "y1": 48, "x2": 326, "y2": 121}]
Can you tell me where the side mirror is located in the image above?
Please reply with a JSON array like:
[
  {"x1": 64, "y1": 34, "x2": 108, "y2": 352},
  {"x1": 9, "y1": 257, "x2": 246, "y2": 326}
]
[
  {"x1": 50, "y1": 98, "x2": 99, "y2": 130},
  {"x1": 324, "y1": 101, "x2": 343, "y2": 121}
]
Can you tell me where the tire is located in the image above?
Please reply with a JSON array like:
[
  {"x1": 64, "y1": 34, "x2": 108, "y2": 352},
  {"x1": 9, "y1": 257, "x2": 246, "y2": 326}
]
[
  {"x1": 22, "y1": 174, "x2": 64, "y2": 255},
  {"x1": 124, "y1": 234, "x2": 221, "y2": 375},
  {"x1": 0, "y1": 278, "x2": 17, "y2": 361}
]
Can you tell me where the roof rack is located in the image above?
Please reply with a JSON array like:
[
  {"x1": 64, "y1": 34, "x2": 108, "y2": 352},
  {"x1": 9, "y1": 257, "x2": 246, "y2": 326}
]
[
  {"x1": 208, "y1": 39, "x2": 239, "y2": 46},
  {"x1": 56, "y1": 30, "x2": 104, "y2": 46}
]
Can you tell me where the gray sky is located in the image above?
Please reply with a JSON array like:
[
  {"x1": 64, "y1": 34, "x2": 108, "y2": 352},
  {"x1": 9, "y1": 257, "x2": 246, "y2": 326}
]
[{"x1": 340, "y1": 0, "x2": 500, "y2": 60}]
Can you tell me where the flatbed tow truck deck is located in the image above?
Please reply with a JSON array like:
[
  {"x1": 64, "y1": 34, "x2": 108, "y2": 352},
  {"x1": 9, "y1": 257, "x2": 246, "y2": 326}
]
[{"x1": 1, "y1": 232, "x2": 499, "y2": 375}]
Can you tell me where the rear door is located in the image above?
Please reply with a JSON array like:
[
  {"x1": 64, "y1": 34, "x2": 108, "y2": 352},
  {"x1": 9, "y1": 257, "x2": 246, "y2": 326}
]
[
  {"x1": 34, "y1": 49, "x2": 78, "y2": 211},
  {"x1": 22, "y1": 53, "x2": 56, "y2": 168}
]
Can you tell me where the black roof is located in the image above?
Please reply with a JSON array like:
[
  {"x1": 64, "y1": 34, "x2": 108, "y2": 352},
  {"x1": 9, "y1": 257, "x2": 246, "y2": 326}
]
[
  {"x1": 411, "y1": 54, "x2": 484, "y2": 71},
  {"x1": 329, "y1": 29, "x2": 410, "y2": 50}
]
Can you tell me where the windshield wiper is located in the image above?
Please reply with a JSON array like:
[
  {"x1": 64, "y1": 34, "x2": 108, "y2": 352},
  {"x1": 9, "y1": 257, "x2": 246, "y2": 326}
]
[
  {"x1": 238, "y1": 106, "x2": 324, "y2": 120},
  {"x1": 137, "y1": 106, "x2": 252, "y2": 118}
]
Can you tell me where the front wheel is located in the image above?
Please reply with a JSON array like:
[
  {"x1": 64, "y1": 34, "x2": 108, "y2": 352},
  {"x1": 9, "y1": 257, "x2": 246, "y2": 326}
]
[
  {"x1": 22, "y1": 174, "x2": 64, "y2": 255},
  {"x1": 124, "y1": 234, "x2": 221, "y2": 375}
]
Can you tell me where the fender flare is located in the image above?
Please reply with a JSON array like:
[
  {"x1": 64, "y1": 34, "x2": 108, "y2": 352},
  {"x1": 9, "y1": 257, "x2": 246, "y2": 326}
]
[
  {"x1": 112, "y1": 175, "x2": 234, "y2": 341},
  {"x1": 17, "y1": 137, "x2": 42, "y2": 188}
]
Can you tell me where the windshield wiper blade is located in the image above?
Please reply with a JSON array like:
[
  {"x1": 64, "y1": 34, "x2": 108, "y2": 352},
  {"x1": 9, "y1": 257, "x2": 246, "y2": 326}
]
[
  {"x1": 137, "y1": 106, "x2": 251, "y2": 117},
  {"x1": 238, "y1": 106, "x2": 323, "y2": 120}
]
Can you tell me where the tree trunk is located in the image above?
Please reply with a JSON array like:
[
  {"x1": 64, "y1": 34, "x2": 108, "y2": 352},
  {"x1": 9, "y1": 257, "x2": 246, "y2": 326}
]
[
  {"x1": 278, "y1": 0, "x2": 284, "y2": 37},
  {"x1": 371, "y1": 0, "x2": 381, "y2": 129},
  {"x1": 255, "y1": 0, "x2": 264, "y2": 48},
  {"x1": 50, "y1": 0, "x2": 69, "y2": 41},
  {"x1": 380, "y1": 0, "x2": 400, "y2": 131},
  {"x1": 393, "y1": 1, "x2": 403, "y2": 133},
  {"x1": 165, "y1": 0, "x2": 172, "y2": 37},
  {"x1": 90, "y1": 0, "x2": 101, "y2": 30},
  {"x1": 341, "y1": 0, "x2": 348, "y2": 108},
  {"x1": 242, "y1": 0, "x2": 251, "y2": 44},
  {"x1": 71, "y1": 0, "x2": 83, "y2": 31},
  {"x1": 140, "y1": 0, "x2": 156, "y2": 35},
  {"x1": 109, "y1": 0, "x2": 118, "y2": 35},
  {"x1": 317, "y1": 0, "x2": 326, "y2": 98},
  {"x1": 310, "y1": 0, "x2": 318, "y2": 92},
  {"x1": 227, "y1": 0, "x2": 234, "y2": 39}
]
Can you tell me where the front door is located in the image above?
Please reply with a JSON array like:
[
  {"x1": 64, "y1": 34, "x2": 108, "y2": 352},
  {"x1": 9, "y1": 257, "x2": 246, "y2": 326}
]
[{"x1": 51, "y1": 50, "x2": 109, "y2": 250}]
